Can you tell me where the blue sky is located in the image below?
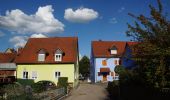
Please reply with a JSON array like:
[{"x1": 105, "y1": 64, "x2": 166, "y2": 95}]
[{"x1": 0, "y1": 0, "x2": 170, "y2": 57}]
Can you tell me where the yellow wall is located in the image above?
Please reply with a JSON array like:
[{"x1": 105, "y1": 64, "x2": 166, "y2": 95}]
[{"x1": 17, "y1": 64, "x2": 76, "y2": 86}]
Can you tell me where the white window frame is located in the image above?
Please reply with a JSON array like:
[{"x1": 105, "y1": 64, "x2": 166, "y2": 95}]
[
  {"x1": 38, "y1": 54, "x2": 45, "y2": 61},
  {"x1": 111, "y1": 50, "x2": 117, "y2": 54},
  {"x1": 54, "y1": 71, "x2": 61, "y2": 79},
  {"x1": 23, "y1": 71, "x2": 28, "y2": 79},
  {"x1": 32, "y1": 71, "x2": 37, "y2": 79},
  {"x1": 55, "y1": 54, "x2": 62, "y2": 61}
]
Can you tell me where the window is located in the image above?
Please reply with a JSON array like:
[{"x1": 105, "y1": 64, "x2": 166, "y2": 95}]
[
  {"x1": 55, "y1": 49, "x2": 63, "y2": 61},
  {"x1": 32, "y1": 71, "x2": 37, "y2": 79},
  {"x1": 114, "y1": 60, "x2": 118, "y2": 65},
  {"x1": 110, "y1": 46, "x2": 117, "y2": 54},
  {"x1": 55, "y1": 54, "x2": 62, "y2": 61},
  {"x1": 102, "y1": 60, "x2": 107, "y2": 66},
  {"x1": 111, "y1": 50, "x2": 117, "y2": 54},
  {"x1": 38, "y1": 49, "x2": 47, "y2": 62},
  {"x1": 55, "y1": 71, "x2": 61, "y2": 78},
  {"x1": 111, "y1": 72, "x2": 114, "y2": 76},
  {"x1": 38, "y1": 54, "x2": 45, "y2": 61},
  {"x1": 23, "y1": 71, "x2": 28, "y2": 79},
  {"x1": 98, "y1": 72, "x2": 101, "y2": 76},
  {"x1": 114, "y1": 73, "x2": 119, "y2": 80},
  {"x1": 114, "y1": 60, "x2": 120, "y2": 65}
]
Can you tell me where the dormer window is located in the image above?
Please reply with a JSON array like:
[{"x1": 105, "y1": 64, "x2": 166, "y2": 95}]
[
  {"x1": 55, "y1": 49, "x2": 63, "y2": 61},
  {"x1": 38, "y1": 49, "x2": 46, "y2": 61},
  {"x1": 110, "y1": 46, "x2": 117, "y2": 55}
]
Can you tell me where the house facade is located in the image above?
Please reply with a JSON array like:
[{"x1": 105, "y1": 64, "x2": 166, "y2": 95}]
[
  {"x1": 0, "y1": 50, "x2": 17, "y2": 84},
  {"x1": 90, "y1": 41, "x2": 137, "y2": 83},
  {"x1": 15, "y1": 37, "x2": 79, "y2": 87}
]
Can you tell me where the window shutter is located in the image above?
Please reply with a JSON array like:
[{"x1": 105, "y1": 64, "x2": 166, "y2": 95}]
[
  {"x1": 102, "y1": 60, "x2": 107, "y2": 66},
  {"x1": 32, "y1": 71, "x2": 37, "y2": 79}
]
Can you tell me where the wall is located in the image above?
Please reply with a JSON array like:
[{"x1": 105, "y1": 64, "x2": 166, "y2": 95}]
[
  {"x1": 94, "y1": 57, "x2": 120, "y2": 83},
  {"x1": 90, "y1": 52, "x2": 96, "y2": 83},
  {"x1": 122, "y1": 46, "x2": 136, "y2": 69},
  {"x1": 17, "y1": 64, "x2": 75, "y2": 86}
]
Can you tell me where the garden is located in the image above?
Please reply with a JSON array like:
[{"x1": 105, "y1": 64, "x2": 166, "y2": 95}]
[{"x1": 0, "y1": 77, "x2": 69, "y2": 100}]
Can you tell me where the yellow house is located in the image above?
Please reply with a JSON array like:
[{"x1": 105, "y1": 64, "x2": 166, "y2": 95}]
[{"x1": 15, "y1": 37, "x2": 79, "y2": 87}]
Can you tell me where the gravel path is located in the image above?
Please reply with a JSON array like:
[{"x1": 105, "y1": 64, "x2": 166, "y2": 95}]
[{"x1": 64, "y1": 83, "x2": 109, "y2": 100}]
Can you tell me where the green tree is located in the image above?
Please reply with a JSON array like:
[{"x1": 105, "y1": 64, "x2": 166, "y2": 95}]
[
  {"x1": 126, "y1": 0, "x2": 170, "y2": 88},
  {"x1": 79, "y1": 56, "x2": 90, "y2": 78}
]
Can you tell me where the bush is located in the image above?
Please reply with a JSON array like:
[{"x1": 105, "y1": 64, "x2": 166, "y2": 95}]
[
  {"x1": 3, "y1": 83, "x2": 24, "y2": 97},
  {"x1": 32, "y1": 82, "x2": 45, "y2": 93},
  {"x1": 17, "y1": 79, "x2": 34, "y2": 86},
  {"x1": 32, "y1": 81, "x2": 56, "y2": 93},
  {"x1": 107, "y1": 81, "x2": 120, "y2": 100},
  {"x1": 2, "y1": 83, "x2": 37, "y2": 100},
  {"x1": 57, "y1": 77, "x2": 68, "y2": 93}
]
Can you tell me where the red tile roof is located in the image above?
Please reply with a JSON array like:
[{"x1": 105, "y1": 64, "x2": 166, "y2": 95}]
[
  {"x1": 127, "y1": 42, "x2": 138, "y2": 46},
  {"x1": 92, "y1": 41, "x2": 137, "y2": 58},
  {"x1": 15, "y1": 37, "x2": 79, "y2": 64},
  {"x1": 0, "y1": 53, "x2": 16, "y2": 63},
  {"x1": 92, "y1": 41, "x2": 127, "y2": 57}
]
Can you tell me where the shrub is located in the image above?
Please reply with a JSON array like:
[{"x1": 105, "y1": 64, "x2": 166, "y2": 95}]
[
  {"x1": 2, "y1": 83, "x2": 36, "y2": 100},
  {"x1": 32, "y1": 82, "x2": 45, "y2": 93},
  {"x1": 57, "y1": 77, "x2": 68, "y2": 93},
  {"x1": 3, "y1": 83, "x2": 24, "y2": 97},
  {"x1": 17, "y1": 79, "x2": 34, "y2": 86},
  {"x1": 107, "y1": 81, "x2": 120, "y2": 100},
  {"x1": 32, "y1": 80, "x2": 56, "y2": 93}
]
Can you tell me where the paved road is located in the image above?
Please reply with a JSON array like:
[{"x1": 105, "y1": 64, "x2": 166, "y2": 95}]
[{"x1": 64, "y1": 83, "x2": 109, "y2": 100}]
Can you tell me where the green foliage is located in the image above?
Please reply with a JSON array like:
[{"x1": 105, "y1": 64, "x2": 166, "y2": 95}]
[
  {"x1": 126, "y1": 0, "x2": 170, "y2": 88},
  {"x1": 17, "y1": 79, "x2": 34, "y2": 86},
  {"x1": 79, "y1": 56, "x2": 90, "y2": 77},
  {"x1": 3, "y1": 83, "x2": 24, "y2": 97},
  {"x1": 107, "y1": 81, "x2": 120, "y2": 99},
  {"x1": 57, "y1": 77, "x2": 68, "y2": 93},
  {"x1": 32, "y1": 82, "x2": 45, "y2": 93},
  {"x1": 114, "y1": 65, "x2": 125, "y2": 74},
  {"x1": 2, "y1": 83, "x2": 38, "y2": 100},
  {"x1": 32, "y1": 81, "x2": 56, "y2": 93}
]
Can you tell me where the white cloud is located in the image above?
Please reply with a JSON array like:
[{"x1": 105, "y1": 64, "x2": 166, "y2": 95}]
[
  {"x1": 109, "y1": 18, "x2": 118, "y2": 24},
  {"x1": 31, "y1": 33, "x2": 47, "y2": 38},
  {"x1": 9, "y1": 34, "x2": 47, "y2": 48},
  {"x1": 0, "y1": 5, "x2": 64, "y2": 34},
  {"x1": 9, "y1": 36, "x2": 28, "y2": 48},
  {"x1": 64, "y1": 7, "x2": 98, "y2": 23},
  {"x1": 0, "y1": 31, "x2": 5, "y2": 37},
  {"x1": 118, "y1": 7, "x2": 125, "y2": 13}
]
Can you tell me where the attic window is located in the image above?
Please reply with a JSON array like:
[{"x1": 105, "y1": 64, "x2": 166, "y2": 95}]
[
  {"x1": 110, "y1": 46, "x2": 117, "y2": 54},
  {"x1": 38, "y1": 49, "x2": 46, "y2": 61},
  {"x1": 55, "y1": 49, "x2": 63, "y2": 61}
]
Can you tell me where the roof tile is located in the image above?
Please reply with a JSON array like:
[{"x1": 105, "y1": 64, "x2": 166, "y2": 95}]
[{"x1": 15, "y1": 37, "x2": 78, "y2": 64}]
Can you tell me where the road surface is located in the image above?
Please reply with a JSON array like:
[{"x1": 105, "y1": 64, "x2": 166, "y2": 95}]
[{"x1": 64, "y1": 83, "x2": 109, "y2": 100}]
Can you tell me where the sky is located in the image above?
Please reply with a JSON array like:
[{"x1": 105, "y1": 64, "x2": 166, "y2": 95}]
[{"x1": 0, "y1": 0, "x2": 170, "y2": 57}]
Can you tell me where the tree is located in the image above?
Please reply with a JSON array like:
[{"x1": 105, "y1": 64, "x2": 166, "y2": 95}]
[
  {"x1": 79, "y1": 56, "x2": 90, "y2": 78},
  {"x1": 126, "y1": 0, "x2": 170, "y2": 88}
]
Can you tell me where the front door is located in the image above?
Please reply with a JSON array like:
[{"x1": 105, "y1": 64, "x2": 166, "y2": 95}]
[{"x1": 103, "y1": 75, "x2": 107, "y2": 81}]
